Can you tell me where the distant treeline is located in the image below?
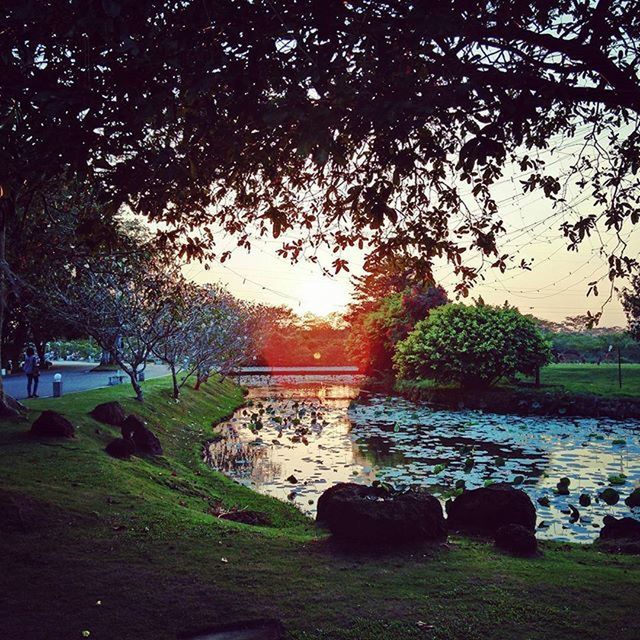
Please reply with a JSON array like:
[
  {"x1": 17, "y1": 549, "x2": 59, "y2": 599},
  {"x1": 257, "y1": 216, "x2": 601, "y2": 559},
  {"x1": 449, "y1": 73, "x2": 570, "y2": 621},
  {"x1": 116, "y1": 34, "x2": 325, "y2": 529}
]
[{"x1": 545, "y1": 331, "x2": 640, "y2": 363}]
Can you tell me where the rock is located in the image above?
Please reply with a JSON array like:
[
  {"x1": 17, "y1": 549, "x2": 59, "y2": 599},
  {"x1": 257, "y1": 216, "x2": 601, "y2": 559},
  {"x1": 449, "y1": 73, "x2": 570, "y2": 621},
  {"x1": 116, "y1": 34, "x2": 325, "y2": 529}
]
[
  {"x1": 132, "y1": 425, "x2": 163, "y2": 456},
  {"x1": 625, "y1": 489, "x2": 640, "y2": 509},
  {"x1": 446, "y1": 482, "x2": 536, "y2": 534},
  {"x1": 600, "y1": 515, "x2": 640, "y2": 540},
  {"x1": 579, "y1": 493, "x2": 591, "y2": 507},
  {"x1": 494, "y1": 523, "x2": 538, "y2": 556},
  {"x1": 121, "y1": 414, "x2": 146, "y2": 440},
  {"x1": 105, "y1": 438, "x2": 135, "y2": 459},
  {"x1": 0, "y1": 395, "x2": 27, "y2": 418},
  {"x1": 316, "y1": 482, "x2": 446, "y2": 544},
  {"x1": 90, "y1": 401, "x2": 126, "y2": 426},
  {"x1": 30, "y1": 410, "x2": 75, "y2": 438},
  {"x1": 598, "y1": 516, "x2": 640, "y2": 554},
  {"x1": 286, "y1": 475, "x2": 298, "y2": 484}
]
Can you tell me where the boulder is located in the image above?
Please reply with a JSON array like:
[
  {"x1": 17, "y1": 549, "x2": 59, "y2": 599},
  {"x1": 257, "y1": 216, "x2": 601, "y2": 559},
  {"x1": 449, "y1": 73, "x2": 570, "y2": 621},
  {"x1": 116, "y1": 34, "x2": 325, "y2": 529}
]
[
  {"x1": 316, "y1": 482, "x2": 446, "y2": 544},
  {"x1": 446, "y1": 482, "x2": 536, "y2": 534},
  {"x1": 600, "y1": 515, "x2": 640, "y2": 540},
  {"x1": 90, "y1": 401, "x2": 126, "y2": 426},
  {"x1": 0, "y1": 395, "x2": 27, "y2": 418},
  {"x1": 105, "y1": 438, "x2": 135, "y2": 459},
  {"x1": 494, "y1": 523, "x2": 538, "y2": 556},
  {"x1": 30, "y1": 410, "x2": 75, "y2": 438},
  {"x1": 121, "y1": 414, "x2": 146, "y2": 440},
  {"x1": 132, "y1": 425, "x2": 163, "y2": 456}
]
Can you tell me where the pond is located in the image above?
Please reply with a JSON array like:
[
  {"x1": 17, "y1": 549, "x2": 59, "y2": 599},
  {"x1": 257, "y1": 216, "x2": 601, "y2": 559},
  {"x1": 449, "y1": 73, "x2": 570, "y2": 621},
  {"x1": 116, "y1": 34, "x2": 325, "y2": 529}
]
[{"x1": 205, "y1": 375, "x2": 640, "y2": 542}]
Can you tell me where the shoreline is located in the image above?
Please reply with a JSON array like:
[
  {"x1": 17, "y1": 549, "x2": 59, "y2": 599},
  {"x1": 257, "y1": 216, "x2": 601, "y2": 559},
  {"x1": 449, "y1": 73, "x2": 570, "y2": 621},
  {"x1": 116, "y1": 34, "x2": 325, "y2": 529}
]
[{"x1": 374, "y1": 381, "x2": 640, "y2": 420}]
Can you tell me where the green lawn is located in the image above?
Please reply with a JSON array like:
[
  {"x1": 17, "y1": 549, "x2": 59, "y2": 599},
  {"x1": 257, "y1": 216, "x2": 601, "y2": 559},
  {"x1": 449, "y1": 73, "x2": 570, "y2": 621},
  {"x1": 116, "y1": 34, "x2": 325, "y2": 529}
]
[
  {"x1": 536, "y1": 363, "x2": 640, "y2": 397},
  {"x1": 399, "y1": 363, "x2": 640, "y2": 399},
  {"x1": 1, "y1": 376, "x2": 639, "y2": 640}
]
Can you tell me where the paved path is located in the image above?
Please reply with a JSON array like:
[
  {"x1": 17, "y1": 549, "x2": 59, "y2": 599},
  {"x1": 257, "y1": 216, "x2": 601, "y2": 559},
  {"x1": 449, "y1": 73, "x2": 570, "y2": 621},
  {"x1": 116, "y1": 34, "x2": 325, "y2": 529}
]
[{"x1": 2, "y1": 361, "x2": 170, "y2": 400}]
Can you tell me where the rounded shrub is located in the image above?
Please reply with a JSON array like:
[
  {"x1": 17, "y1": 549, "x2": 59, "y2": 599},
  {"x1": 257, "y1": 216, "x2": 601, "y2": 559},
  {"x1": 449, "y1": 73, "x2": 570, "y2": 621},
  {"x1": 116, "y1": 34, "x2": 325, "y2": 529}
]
[{"x1": 394, "y1": 303, "x2": 551, "y2": 388}]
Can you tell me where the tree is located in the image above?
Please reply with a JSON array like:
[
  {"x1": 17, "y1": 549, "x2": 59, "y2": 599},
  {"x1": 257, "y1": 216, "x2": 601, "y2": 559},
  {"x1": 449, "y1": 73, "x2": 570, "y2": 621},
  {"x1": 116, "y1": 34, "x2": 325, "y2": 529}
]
[
  {"x1": 150, "y1": 281, "x2": 198, "y2": 400},
  {"x1": 347, "y1": 280, "x2": 448, "y2": 375},
  {"x1": 54, "y1": 254, "x2": 185, "y2": 401},
  {"x1": 153, "y1": 284, "x2": 260, "y2": 398},
  {"x1": 190, "y1": 291, "x2": 261, "y2": 390},
  {"x1": 622, "y1": 274, "x2": 640, "y2": 342},
  {"x1": 394, "y1": 302, "x2": 552, "y2": 388},
  {"x1": 3, "y1": 0, "x2": 640, "y2": 400}
]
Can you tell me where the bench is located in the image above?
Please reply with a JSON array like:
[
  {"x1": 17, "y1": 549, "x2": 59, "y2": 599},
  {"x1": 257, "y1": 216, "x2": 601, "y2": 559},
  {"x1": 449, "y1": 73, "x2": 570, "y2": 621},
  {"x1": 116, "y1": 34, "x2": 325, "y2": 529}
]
[{"x1": 108, "y1": 373, "x2": 126, "y2": 386}]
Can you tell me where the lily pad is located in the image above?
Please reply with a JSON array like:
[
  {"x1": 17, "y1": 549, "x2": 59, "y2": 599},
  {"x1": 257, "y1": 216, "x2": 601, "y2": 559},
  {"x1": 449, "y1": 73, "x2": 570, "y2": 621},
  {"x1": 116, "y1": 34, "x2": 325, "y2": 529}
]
[
  {"x1": 625, "y1": 488, "x2": 640, "y2": 508},
  {"x1": 608, "y1": 473, "x2": 627, "y2": 486}
]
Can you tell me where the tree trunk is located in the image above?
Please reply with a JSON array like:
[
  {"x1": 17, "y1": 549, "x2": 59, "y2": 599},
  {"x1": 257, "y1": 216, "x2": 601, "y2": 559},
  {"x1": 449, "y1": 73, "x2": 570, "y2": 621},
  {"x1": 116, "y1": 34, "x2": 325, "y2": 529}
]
[
  {"x1": 170, "y1": 363, "x2": 180, "y2": 399},
  {"x1": 128, "y1": 371, "x2": 143, "y2": 402},
  {"x1": 194, "y1": 373, "x2": 207, "y2": 391},
  {"x1": 100, "y1": 350, "x2": 115, "y2": 366},
  {"x1": 0, "y1": 196, "x2": 9, "y2": 405}
]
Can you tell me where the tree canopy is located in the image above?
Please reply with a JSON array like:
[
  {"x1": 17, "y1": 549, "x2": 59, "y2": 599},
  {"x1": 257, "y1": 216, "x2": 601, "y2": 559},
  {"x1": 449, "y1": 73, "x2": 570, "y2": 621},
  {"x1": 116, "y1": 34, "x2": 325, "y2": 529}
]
[
  {"x1": 622, "y1": 274, "x2": 640, "y2": 342},
  {"x1": 394, "y1": 302, "x2": 552, "y2": 387},
  {"x1": 2, "y1": 0, "x2": 639, "y2": 292}
]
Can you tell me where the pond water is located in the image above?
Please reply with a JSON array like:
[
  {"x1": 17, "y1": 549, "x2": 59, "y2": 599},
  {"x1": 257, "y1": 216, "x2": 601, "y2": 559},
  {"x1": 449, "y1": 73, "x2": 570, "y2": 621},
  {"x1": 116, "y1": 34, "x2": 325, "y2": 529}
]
[{"x1": 205, "y1": 375, "x2": 640, "y2": 542}]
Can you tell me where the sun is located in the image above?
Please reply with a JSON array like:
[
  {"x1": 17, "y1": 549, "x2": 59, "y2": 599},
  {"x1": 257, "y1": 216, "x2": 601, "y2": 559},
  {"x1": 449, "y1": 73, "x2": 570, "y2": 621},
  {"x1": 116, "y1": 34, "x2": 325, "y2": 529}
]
[{"x1": 298, "y1": 277, "x2": 350, "y2": 316}]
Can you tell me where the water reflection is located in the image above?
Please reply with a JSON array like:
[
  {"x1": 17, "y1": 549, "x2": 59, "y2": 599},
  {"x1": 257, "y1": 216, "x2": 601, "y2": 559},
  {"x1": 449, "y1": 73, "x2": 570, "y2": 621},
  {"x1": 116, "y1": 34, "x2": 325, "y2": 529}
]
[{"x1": 206, "y1": 376, "x2": 640, "y2": 542}]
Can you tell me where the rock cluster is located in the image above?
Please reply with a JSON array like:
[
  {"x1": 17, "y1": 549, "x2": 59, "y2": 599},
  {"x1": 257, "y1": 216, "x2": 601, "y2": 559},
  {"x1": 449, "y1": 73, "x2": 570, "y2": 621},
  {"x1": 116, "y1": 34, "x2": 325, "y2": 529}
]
[
  {"x1": 93, "y1": 404, "x2": 163, "y2": 459},
  {"x1": 317, "y1": 481, "x2": 540, "y2": 554}
]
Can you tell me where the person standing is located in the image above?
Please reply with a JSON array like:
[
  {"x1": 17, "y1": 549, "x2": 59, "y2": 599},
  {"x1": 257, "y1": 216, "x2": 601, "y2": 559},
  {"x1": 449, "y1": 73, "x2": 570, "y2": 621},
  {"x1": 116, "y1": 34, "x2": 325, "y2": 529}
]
[{"x1": 23, "y1": 347, "x2": 40, "y2": 398}]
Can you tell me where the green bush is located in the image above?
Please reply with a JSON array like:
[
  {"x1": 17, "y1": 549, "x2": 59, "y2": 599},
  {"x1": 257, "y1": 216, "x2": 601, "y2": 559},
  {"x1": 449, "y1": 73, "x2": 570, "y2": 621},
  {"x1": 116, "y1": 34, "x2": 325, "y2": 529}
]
[{"x1": 394, "y1": 303, "x2": 552, "y2": 388}]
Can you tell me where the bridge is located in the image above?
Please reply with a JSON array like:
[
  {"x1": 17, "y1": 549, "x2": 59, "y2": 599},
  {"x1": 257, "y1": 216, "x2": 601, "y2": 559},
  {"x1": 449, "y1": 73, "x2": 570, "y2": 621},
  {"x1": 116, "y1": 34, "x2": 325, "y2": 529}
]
[{"x1": 229, "y1": 365, "x2": 361, "y2": 376}]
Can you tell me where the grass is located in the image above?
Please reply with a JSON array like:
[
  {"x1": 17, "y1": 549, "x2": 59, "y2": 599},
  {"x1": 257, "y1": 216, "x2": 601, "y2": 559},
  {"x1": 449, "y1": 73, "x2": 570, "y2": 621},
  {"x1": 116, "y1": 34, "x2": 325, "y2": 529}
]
[
  {"x1": 1, "y1": 376, "x2": 639, "y2": 640},
  {"x1": 535, "y1": 363, "x2": 640, "y2": 397},
  {"x1": 399, "y1": 363, "x2": 640, "y2": 399}
]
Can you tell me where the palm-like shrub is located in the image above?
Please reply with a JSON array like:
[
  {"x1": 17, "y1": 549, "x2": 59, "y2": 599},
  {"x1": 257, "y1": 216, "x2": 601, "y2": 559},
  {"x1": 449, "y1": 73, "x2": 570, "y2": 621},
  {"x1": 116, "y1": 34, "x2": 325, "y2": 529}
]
[{"x1": 394, "y1": 303, "x2": 551, "y2": 388}]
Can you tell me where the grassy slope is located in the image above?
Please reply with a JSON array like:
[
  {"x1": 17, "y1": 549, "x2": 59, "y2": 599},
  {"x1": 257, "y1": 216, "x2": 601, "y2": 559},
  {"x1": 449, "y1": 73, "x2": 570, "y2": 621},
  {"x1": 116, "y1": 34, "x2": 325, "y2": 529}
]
[
  {"x1": 1, "y1": 377, "x2": 639, "y2": 640},
  {"x1": 401, "y1": 363, "x2": 640, "y2": 398}
]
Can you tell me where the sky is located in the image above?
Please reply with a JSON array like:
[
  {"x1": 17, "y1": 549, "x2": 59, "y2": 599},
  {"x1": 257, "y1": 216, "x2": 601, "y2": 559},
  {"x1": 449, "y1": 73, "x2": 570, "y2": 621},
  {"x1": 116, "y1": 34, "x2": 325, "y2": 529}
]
[{"x1": 184, "y1": 134, "x2": 639, "y2": 328}]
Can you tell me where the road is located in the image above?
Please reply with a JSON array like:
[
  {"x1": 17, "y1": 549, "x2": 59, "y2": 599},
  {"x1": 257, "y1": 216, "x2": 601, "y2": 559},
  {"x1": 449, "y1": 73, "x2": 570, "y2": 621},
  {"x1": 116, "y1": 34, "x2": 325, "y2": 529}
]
[{"x1": 2, "y1": 361, "x2": 170, "y2": 400}]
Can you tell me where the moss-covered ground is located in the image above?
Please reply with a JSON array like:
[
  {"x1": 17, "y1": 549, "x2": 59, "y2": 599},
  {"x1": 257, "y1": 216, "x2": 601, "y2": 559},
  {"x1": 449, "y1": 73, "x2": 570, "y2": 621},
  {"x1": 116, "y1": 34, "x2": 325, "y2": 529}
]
[{"x1": 1, "y1": 376, "x2": 638, "y2": 640}]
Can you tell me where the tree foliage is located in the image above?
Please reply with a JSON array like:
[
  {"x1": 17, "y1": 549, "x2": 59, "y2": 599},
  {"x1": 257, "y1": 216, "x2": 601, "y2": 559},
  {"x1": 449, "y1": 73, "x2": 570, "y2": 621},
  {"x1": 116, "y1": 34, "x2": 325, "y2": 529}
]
[
  {"x1": 53, "y1": 252, "x2": 186, "y2": 401},
  {"x1": 394, "y1": 303, "x2": 552, "y2": 387},
  {"x1": 347, "y1": 283, "x2": 448, "y2": 375},
  {"x1": 256, "y1": 309, "x2": 352, "y2": 366},
  {"x1": 622, "y1": 274, "x2": 640, "y2": 342},
  {"x1": 2, "y1": 0, "x2": 639, "y2": 289}
]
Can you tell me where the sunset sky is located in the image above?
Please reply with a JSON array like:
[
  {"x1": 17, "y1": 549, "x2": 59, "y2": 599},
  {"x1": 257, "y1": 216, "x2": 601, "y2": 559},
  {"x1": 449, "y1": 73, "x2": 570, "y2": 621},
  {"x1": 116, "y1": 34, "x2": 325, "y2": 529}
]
[{"x1": 186, "y1": 133, "x2": 639, "y2": 328}]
